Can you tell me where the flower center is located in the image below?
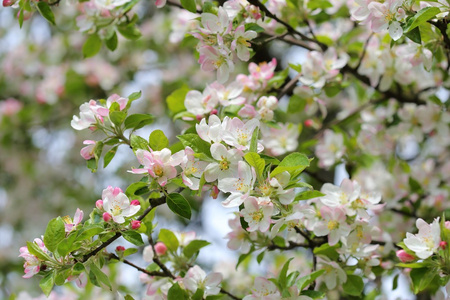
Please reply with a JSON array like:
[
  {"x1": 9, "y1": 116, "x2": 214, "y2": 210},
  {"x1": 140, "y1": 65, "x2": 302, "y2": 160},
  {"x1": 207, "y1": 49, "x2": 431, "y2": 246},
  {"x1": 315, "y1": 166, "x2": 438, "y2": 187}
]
[{"x1": 327, "y1": 220, "x2": 339, "y2": 230}]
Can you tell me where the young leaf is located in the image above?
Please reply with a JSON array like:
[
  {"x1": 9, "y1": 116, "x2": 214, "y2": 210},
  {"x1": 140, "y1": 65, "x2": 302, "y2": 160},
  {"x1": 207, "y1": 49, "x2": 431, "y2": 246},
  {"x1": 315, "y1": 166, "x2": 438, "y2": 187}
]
[
  {"x1": 124, "y1": 114, "x2": 154, "y2": 130},
  {"x1": 43, "y1": 217, "x2": 66, "y2": 253},
  {"x1": 183, "y1": 240, "x2": 210, "y2": 258},
  {"x1": 297, "y1": 269, "x2": 325, "y2": 290},
  {"x1": 117, "y1": 24, "x2": 142, "y2": 40},
  {"x1": 294, "y1": 190, "x2": 325, "y2": 201},
  {"x1": 343, "y1": 275, "x2": 364, "y2": 296},
  {"x1": 278, "y1": 258, "x2": 294, "y2": 290},
  {"x1": 249, "y1": 127, "x2": 259, "y2": 153},
  {"x1": 270, "y1": 152, "x2": 310, "y2": 177},
  {"x1": 244, "y1": 152, "x2": 265, "y2": 178},
  {"x1": 167, "y1": 283, "x2": 189, "y2": 300},
  {"x1": 130, "y1": 135, "x2": 150, "y2": 152},
  {"x1": 403, "y1": 7, "x2": 440, "y2": 33},
  {"x1": 109, "y1": 111, "x2": 126, "y2": 127},
  {"x1": 166, "y1": 193, "x2": 192, "y2": 219},
  {"x1": 103, "y1": 146, "x2": 118, "y2": 168},
  {"x1": 180, "y1": 0, "x2": 196, "y2": 13},
  {"x1": 36, "y1": 2, "x2": 55, "y2": 25},
  {"x1": 149, "y1": 129, "x2": 169, "y2": 151},
  {"x1": 39, "y1": 271, "x2": 55, "y2": 297},
  {"x1": 159, "y1": 228, "x2": 179, "y2": 252},
  {"x1": 105, "y1": 31, "x2": 118, "y2": 51},
  {"x1": 126, "y1": 182, "x2": 149, "y2": 197},
  {"x1": 177, "y1": 134, "x2": 211, "y2": 157},
  {"x1": 83, "y1": 34, "x2": 102, "y2": 58},
  {"x1": 89, "y1": 263, "x2": 112, "y2": 290},
  {"x1": 166, "y1": 85, "x2": 189, "y2": 115},
  {"x1": 122, "y1": 230, "x2": 144, "y2": 246}
]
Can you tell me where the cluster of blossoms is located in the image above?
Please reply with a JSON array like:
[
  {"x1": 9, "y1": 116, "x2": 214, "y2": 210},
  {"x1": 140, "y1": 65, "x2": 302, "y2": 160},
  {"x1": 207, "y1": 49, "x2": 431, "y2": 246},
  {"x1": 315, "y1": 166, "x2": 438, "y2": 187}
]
[{"x1": 193, "y1": 6, "x2": 258, "y2": 82}]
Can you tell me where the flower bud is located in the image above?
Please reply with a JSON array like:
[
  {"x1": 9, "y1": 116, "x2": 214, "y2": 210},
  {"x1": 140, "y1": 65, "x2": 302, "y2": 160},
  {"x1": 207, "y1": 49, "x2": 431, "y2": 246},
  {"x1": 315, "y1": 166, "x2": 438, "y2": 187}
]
[
  {"x1": 131, "y1": 220, "x2": 141, "y2": 230},
  {"x1": 440, "y1": 241, "x2": 447, "y2": 249},
  {"x1": 211, "y1": 109, "x2": 218, "y2": 115},
  {"x1": 210, "y1": 185, "x2": 219, "y2": 199},
  {"x1": 116, "y1": 246, "x2": 125, "y2": 252},
  {"x1": 130, "y1": 199, "x2": 140, "y2": 206},
  {"x1": 17, "y1": 10, "x2": 32, "y2": 21},
  {"x1": 96, "y1": 200, "x2": 103, "y2": 210},
  {"x1": 396, "y1": 250, "x2": 415, "y2": 263},
  {"x1": 304, "y1": 119, "x2": 314, "y2": 127},
  {"x1": 2, "y1": 0, "x2": 14, "y2": 7},
  {"x1": 103, "y1": 212, "x2": 112, "y2": 222},
  {"x1": 155, "y1": 242, "x2": 167, "y2": 255}
]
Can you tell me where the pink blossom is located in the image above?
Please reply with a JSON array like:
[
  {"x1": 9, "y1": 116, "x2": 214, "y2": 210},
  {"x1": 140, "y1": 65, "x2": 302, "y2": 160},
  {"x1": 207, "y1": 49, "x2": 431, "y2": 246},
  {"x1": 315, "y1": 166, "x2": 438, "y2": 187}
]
[
  {"x1": 231, "y1": 25, "x2": 257, "y2": 61},
  {"x1": 313, "y1": 206, "x2": 351, "y2": 246},
  {"x1": 80, "y1": 140, "x2": 96, "y2": 160},
  {"x1": 180, "y1": 147, "x2": 208, "y2": 190},
  {"x1": 218, "y1": 161, "x2": 256, "y2": 207},
  {"x1": 183, "y1": 265, "x2": 223, "y2": 296},
  {"x1": 243, "y1": 277, "x2": 280, "y2": 300},
  {"x1": 102, "y1": 186, "x2": 140, "y2": 224},
  {"x1": 403, "y1": 218, "x2": 441, "y2": 259},
  {"x1": 240, "y1": 197, "x2": 274, "y2": 232},
  {"x1": 62, "y1": 208, "x2": 84, "y2": 233},
  {"x1": 222, "y1": 117, "x2": 263, "y2": 152},
  {"x1": 0, "y1": 98, "x2": 22, "y2": 116},
  {"x1": 185, "y1": 85, "x2": 220, "y2": 117}
]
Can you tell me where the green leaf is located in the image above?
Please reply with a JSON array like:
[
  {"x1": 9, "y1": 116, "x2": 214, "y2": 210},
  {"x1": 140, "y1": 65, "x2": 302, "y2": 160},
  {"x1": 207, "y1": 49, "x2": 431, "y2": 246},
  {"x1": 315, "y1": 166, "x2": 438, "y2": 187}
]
[
  {"x1": 167, "y1": 283, "x2": 189, "y2": 300},
  {"x1": 404, "y1": 26, "x2": 421, "y2": 44},
  {"x1": 124, "y1": 295, "x2": 136, "y2": 300},
  {"x1": 180, "y1": 0, "x2": 196, "y2": 13},
  {"x1": 295, "y1": 190, "x2": 325, "y2": 201},
  {"x1": 177, "y1": 134, "x2": 211, "y2": 157},
  {"x1": 27, "y1": 241, "x2": 52, "y2": 261},
  {"x1": 343, "y1": 275, "x2": 364, "y2": 296},
  {"x1": 124, "y1": 114, "x2": 155, "y2": 130},
  {"x1": 57, "y1": 232, "x2": 78, "y2": 256},
  {"x1": 109, "y1": 111, "x2": 127, "y2": 127},
  {"x1": 126, "y1": 182, "x2": 149, "y2": 197},
  {"x1": 128, "y1": 91, "x2": 142, "y2": 102},
  {"x1": 72, "y1": 262, "x2": 85, "y2": 276},
  {"x1": 300, "y1": 290, "x2": 326, "y2": 299},
  {"x1": 117, "y1": 24, "x2": 142, "y2": 40},
  {"x1": 167, "y1": 85, "x2": 189, "y2": 115},
  {"x1": 183, "y1": 240, "x2": 210, "y2": 258},
  {"x1": 256, "y1": 251, "x2": 265, "y2": 264},
  {"x1": 279, "y1": 258, "x2": 293, "y2": 290},
  {"x1": 44, "y1": 217, "x2": 66, "y2": 253},
  {"x1": 192, "y1": 288, "x2": 205, "y2": 300},
  {"x1": 83, "y1": 34, "x2": 102, "y2": 58},
  {"x1": 149, "y1": 129, "x2": 169, "y2": 151},
  {"x1": 288, "y1": 94, "x2": 306, "y2": 113},
  {"x1": 123, "y1": 248, "x2": 138, "y2": 257},
  {"x1": 270, "y1": 152, "x2": 310, "y2": 177},
  {"x1": 130, "y1": 135, "x2": 150, "y2": 152},
  {"x1": 122, "y1": 231, "x2": 144, "y2": 246},
  {"x1": 244, "y1": 152, "x2": 265, "y2": 178},
  {"x1": 103, "y1": 146, "x2": 118, "y2": 168},
  {"x1": 396, "y1": 262, "x2": 428, "y2": 269},
  {"x1": 89, "y1": 263, "x2": 112, "y2": 290},
  {"x1": 313, "y1": 243, "x2": 339, "y2": 260},
  {"x1": 404, "y1": 7, "x2": 441, "y2": 33},
  {"x1": 39, "y1": 271, "x2": 55, "y2": 297},
  {"x1": 166, "y1": 193, "x2": 192, "y2": 219},
  {"x1": 245, "y1": 23, "x2": 264, "y2": 33},
  {"x1": 36, "y1": 2, "x2": 55, "y2": 25},
  {"x1": 288, "y1": 63, "x2": 302, "y2": 73},
  {"x1": 75, "y1": 225, "x2": 105, "y2": 242},
  {"x1": 159, "y1": 229, "x2": 179, "y2": 252},
  {"x1": 249, "y1": 126, "x2": 259, "y2": 153},
  {"x1": 105, "y1": 31, "x2": 118, "y2": 51},
  {"x1": 307, "y1": 0, "x2": 332, "y2": 10},
  {"x1": 297, "y1": 269, "x2": 325, "y2": 290}
]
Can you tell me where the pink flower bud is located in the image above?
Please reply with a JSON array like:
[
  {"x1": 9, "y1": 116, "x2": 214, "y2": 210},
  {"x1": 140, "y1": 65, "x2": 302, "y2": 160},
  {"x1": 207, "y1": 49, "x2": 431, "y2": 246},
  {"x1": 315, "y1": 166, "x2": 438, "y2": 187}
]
[
  {"x1": 103, "y1": 212, "x2": 112, "y2": 222},
  {"x1": 440, "y1": 241, "x2": 447, "y2": 249},
  {"x1": 2, "y1": 0, "x2": 14, "y2": 7},
  {"x1": 116, "y1": 246, "x2": 125, "y2": 252},
  {"x1": 396, "y1": 250, "x2": 415, "y2": 263},
  {"x1": 304, "y1": 119, "x2": 314, "y2": 127},
  {"x1": 155, "y1": 242, "x2": 167, "y2": 255},
  {"x1": 210, "y1": 185, "x2": 219, "y2": 199},
  {"x1": 17, "y1": 10, "x2": 32, "y2": 21},
  {"x1": 96, "y1": 200, "x2": 103, "y2": 210},
  {"x1": 130, "y1": 200, "x2": 140, "y2": 206},
  {"x1": 211, "y1": 109, "x2": 218, "y2": 115},
  {"x1": 445, "y1": 221, "x2": 450, "y2": 230},
  {"x1": 131, "y1": 220, "x2": 141, "y2": 230}
]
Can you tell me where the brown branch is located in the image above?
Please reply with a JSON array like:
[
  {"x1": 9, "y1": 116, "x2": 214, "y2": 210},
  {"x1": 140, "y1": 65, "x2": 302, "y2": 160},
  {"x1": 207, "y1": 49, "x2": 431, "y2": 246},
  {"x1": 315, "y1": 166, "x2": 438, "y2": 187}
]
[
  {"x1": 82, "y1": 195, "x2": 166, "y2": 262},
  {"x1": 166, "y1": 0, "x2": 202, "y2": 13},
  {"x1": 355, "y1": 33, "x2": 374, "y2": 70},
  {"x1": 268, "y1": 241, "x2": 310, "y2": 251},
  {"x1": 277, "y1": 72, "x2": 302, "y2": 99},
  {"x1": 247, "y1": 0, "x2": 326, "y2": 51},
  {"x1": 109, "y1": 253, "x2": 169, "y2": 277}
]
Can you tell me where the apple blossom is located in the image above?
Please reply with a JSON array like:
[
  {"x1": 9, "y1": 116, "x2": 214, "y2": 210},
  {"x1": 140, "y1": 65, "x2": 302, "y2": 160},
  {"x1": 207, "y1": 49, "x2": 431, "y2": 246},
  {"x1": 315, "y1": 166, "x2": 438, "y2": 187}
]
[
  {"x1": 204, "y1": 143, "x2": 242, "y2": 183},
  {"x1": 243, "y1": 277, "x2": 281, "y2": 300},
  {"x1": 80, "y1": 140, "x2": 96, "y2": 160},
  {"x1": 403, "y1": 218, "x2": 441, "y2": 259},
  {"x1": 315, "y1": 129, "x2": 345, "y2": 168},
  {"x1": 183, "y1": 265, "x2": 223, "y2": 296},
  {"x1": 218, "y1": 160, "x2": 256, "y2": 207},
  {"x1": 240, "y1": 197, "x2": 274, "y2": 232},
  {"x1": 222, "y1": 117, "x2": 263, "y2": 152},
  {"x1": 314, "y1": 206, "x2": 351, "y2": 246},
  {"x1": 180, "y1": 146, "x2": 208, "y2": 190},
  {"x1": 102, "y1": 186, "x2": 140, "y2": 224},
  {"x1": 368, "y1": 0, "x2": 405, "y2": 41},
  {"x1": 62, "y1": 208, "x2": 84, "y2": 233}
]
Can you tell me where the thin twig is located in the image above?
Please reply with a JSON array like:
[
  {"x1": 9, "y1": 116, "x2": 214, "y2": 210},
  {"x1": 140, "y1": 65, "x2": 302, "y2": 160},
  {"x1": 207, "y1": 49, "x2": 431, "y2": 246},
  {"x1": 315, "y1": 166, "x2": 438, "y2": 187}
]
[
  {"x1": 277, "y1": 72, "x2": 302, "y2": 99},
  {"x1": 355, "y1": 33, "x2": 374, "y2": 70}
]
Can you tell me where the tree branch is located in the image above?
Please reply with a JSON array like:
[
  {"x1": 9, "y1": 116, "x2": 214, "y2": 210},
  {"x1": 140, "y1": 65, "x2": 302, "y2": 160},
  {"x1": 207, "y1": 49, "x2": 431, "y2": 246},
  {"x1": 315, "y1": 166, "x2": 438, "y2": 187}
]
[{"x1": 82, "y1": 195, "x2": 167, "y2": 262}]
